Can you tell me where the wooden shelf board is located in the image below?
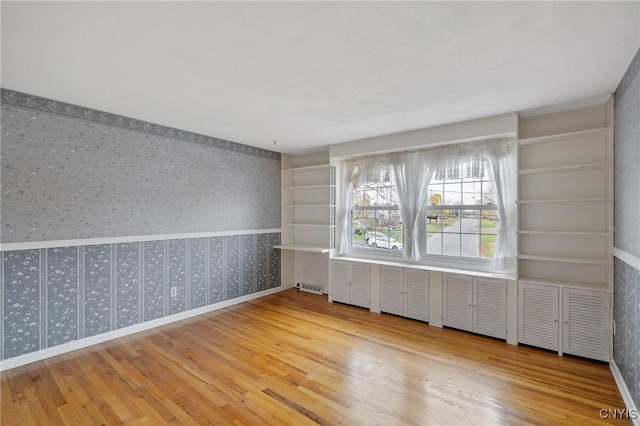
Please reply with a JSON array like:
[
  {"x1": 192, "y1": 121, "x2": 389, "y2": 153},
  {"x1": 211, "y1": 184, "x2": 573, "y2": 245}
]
[{"x1": 273, "y1": 244, "x2": 329, "y2": 254}]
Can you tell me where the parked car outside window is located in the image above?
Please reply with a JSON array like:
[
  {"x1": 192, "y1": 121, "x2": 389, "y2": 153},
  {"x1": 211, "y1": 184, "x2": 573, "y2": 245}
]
[
  {"x1": 364, "y1": 231, "x2": 387, "y2": 243},
  {"x1": 367, "y1": 234, "x2": 403, "y2": 250}
]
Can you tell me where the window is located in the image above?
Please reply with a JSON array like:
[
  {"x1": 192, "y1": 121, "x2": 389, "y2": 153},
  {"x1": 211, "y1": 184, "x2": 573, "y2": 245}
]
[
  {"x1": 340, "y1": 139, "x2": 516, "y2": 272},
  {"x1": 425, "y1": 158, "x2": 498, "y2": 260},
  {"x1": 351, "y1": 166, "x2": 403, "y2": 253}
]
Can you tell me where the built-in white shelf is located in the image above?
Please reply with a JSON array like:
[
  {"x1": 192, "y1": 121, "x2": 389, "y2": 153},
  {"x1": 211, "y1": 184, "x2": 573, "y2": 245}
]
[
  {"x1": 517, "y1": 124, "x2": 613, "y2": 294},
  {"x1": 517, "y1": 197, "x2": 608, "y2": 204},
  {"x1": 518, "y1": 163, "x2": 607, "y2": 175},
  {"x1": 273, "y1": 244, "x2": 329, "y2": 254},
  {"x1": 518, "y1": 254, "x2": 610, "y2": 265},
  {"x1": 280, "y1": 160, "x2": 335, "y2": 258},
  {"x1": 517, "y1": 127, "x2": 611, "y2": 146},
  {"x1": 284, "y1": 204, "x2": 335, "y2": 208},
  {"x1": 283, "y1": 185, "x2": 331, "y2": 190},
  {"x1": 517, "y1": 230, "x2": 609, "y2": 236},
  {"x1": 282, "y1": 164, "x2": 330, "y2": 172},
  {"x1": 518, "y1": 276, "x2": 608, "y2": 290}
]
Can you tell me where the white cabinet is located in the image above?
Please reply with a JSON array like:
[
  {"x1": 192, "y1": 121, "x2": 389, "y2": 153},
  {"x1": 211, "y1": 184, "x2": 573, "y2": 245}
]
[
  {"x1": 331, "y1": 261, "x2": 370, "y2": 309},
  {"x1": 518, "y1": 282, "x2": 559, "y2": 351},
  {"x1": 443, "y1": 274, "x2": 473, "y2": 332},
  {"x1": 474, "y1": 278, "x2": 508, "y2": 340},
  {"x1": 443, "y1": 273, "x2": 507, "y2": 340},
  {"x1": 332, "y1": 261, "x2": 351, "y2": 305},
  {"x1": 381, "y1": 266, "x2": 429, "y2": 322},
  {"x1": 381, "y1": 266, "x2": 404, "y2": 316},
  {"x1": 562, "y1": 288, "x2": 610, "y2": 362},
  {"x1": 406, "y1": 269, "x2": 430, "y2": 322},
  {"x1": 518, "y1": 282, "x2": 611, "y2": 361}
]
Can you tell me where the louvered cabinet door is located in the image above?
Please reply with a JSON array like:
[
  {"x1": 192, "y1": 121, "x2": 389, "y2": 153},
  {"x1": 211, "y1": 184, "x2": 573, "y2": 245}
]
[
  {"x1": 350, "y1": 263, "x2": 371, "y2": 309},
  {"x1": 381, "y1": 266, "x2": 404, "y2": 316},
  {"x1": 519, "y1": 282, "x2": 559, "y2": 351},
  {"x1": 405, "y1": 269, "x2": 429, "y2": 322},
  {"x1": 331, "y1": 261, "x2": 351, "y2": 304},
  {"x1": 443, "y1": 274, "x2": 473, "y2": 332},
  {"x1": 473, "y1": 278, "x2": 507, "y2": 339},
  {"x1": 562, "y1": 288, "x2": 610, "y2": 362}
]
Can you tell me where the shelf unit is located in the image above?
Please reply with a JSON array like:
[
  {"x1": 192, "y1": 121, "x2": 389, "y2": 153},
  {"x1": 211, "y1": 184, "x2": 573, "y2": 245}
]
[
  {"x1": 276, "y1": 152, "x2": 336, "y2": 292},
  {"x1": 276, "y1": 163, "x2": 336, "y2": 252},
  {"x1": 517, "y1": 126, "x2": 613, "y2": 291},
  {"x1": 516, "y1": 104, "x2": 615, "y2": 362}
]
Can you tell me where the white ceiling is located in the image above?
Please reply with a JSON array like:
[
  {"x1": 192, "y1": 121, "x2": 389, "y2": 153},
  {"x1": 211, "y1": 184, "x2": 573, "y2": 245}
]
[{"x1": 2, "y1": 1, "x2": 639, "y2": 155}]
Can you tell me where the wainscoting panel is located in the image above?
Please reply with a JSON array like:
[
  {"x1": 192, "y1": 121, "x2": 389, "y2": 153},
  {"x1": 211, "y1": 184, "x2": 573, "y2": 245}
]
[
  {"x1": 0, "y1": 232, "x2": 280, "y2": 361},
  {"x1": 614, "y1": 257, "x2": 640, "y2": 409},
  {"x1": 115, "y1": 242, "x2": 141, "y2": 330}
]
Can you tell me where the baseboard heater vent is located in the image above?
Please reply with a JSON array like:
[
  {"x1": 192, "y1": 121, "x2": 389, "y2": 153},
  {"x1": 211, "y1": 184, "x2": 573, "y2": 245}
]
[{"x1": 299, "y1": 282, "x2": 325, "y2": 295}]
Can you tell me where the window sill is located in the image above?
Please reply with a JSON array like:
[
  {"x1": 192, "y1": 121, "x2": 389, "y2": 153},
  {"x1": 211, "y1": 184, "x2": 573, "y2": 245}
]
[{"x1": 332, "y1": 255, "x2": 516, "y2": 281}]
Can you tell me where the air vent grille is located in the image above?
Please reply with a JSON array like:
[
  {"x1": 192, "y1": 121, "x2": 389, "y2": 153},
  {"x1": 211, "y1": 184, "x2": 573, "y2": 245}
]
[{"x1": 299, "y1": 282, "x2": 324, "y2": 295}]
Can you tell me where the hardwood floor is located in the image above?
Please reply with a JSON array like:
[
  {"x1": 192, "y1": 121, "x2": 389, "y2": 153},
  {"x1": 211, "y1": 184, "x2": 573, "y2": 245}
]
[{"x1": 1, "y1": 289, "x2": 631, "y2": 425}]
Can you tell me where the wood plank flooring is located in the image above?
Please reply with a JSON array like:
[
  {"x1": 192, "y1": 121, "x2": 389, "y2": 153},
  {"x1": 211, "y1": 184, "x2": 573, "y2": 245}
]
[{"x1": 1, "y1": 289, "x2": 631, "y2": 425}]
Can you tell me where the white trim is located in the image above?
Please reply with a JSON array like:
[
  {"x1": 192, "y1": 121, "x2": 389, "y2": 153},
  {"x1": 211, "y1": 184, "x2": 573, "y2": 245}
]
[
  {"x1": 0, "y1": 228, "x2": 282, "y2": 252},
  {"x1": 518, "y1": 95, "x2": 611, "y2": 118},
  {"x1": 613, "y1": 247, "x2": 640, "y2": 271},
  {"x1": 610, "y1": 360, "x2": 640, "y2": 426},
  {"x1": 333, "y1": 255, "x2": 515, "y2": 281},
  {"x1": 330, "y1": 113, "x2": 517, "y2": 160},
  {"x1": 0, "y1": 285, "x2": 286, "y2": 372}
]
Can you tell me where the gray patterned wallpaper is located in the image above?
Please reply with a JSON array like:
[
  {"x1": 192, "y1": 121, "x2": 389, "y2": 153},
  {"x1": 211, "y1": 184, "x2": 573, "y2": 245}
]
[
  {"x1": 1, "y1": 89, "x2": 281, "y2": 243},
  {"x1": 1, "y1": 232, "x2": 281, "y2": 360},
  {"x1": 613, "y1": 47, "x2": 640, "y2": 410},
  {"x1": 0, "y1": 89, "x2": 283, "y2": 362},
  {"x1": 615, "y1": 48, "x2": 640, "y2": 259},
  {"x1": 613, "y1": 258, "x2": 640, "y2": 408}
]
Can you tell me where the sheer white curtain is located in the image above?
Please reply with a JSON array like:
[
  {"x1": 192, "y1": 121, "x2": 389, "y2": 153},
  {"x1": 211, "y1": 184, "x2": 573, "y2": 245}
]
[
  {"x1": 429, "y1": 140, "x2": 517, "y2": 271},
  {"x1": 338, "y1": 157, "x2": 389, "y2": 255},
  {"x1": 338, "y1": 160, "x2": 357, "y2": 255},
  {"x1": 337, "y1": 139, "x2": 516, "y2": 270},
  {"x1": 481, "y1": 141, "x2": 517, "y2": 272},
  {"x1": 393, "y1": 151, "x2": 435, "y2": 261}
]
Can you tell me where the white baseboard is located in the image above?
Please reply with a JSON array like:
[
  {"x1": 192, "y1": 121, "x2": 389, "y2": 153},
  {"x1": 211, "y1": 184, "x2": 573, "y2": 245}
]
[
  {"x1": 610, "y1": 360, "x2": 640, "y2": 426},
  {"x1": 0, "y1": 286, "x2": 286, "y2": 372}
]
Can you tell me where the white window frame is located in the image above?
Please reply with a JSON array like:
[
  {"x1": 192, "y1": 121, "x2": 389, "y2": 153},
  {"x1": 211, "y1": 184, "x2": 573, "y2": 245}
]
[
  {"x1": 422, "y1": 204, "x2": 498, "y2": 265},
  {"x1": 339, "y1": 138, "x2": 516, "y2": 274},
  {"x1": 350, "y1": 205, "x2": 404, "y2": 259}
]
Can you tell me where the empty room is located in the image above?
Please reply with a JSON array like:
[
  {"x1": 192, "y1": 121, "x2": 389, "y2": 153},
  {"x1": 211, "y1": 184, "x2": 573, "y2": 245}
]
[{"x1": 1, "y1": 1, "x2": 639, "y2": 425}]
